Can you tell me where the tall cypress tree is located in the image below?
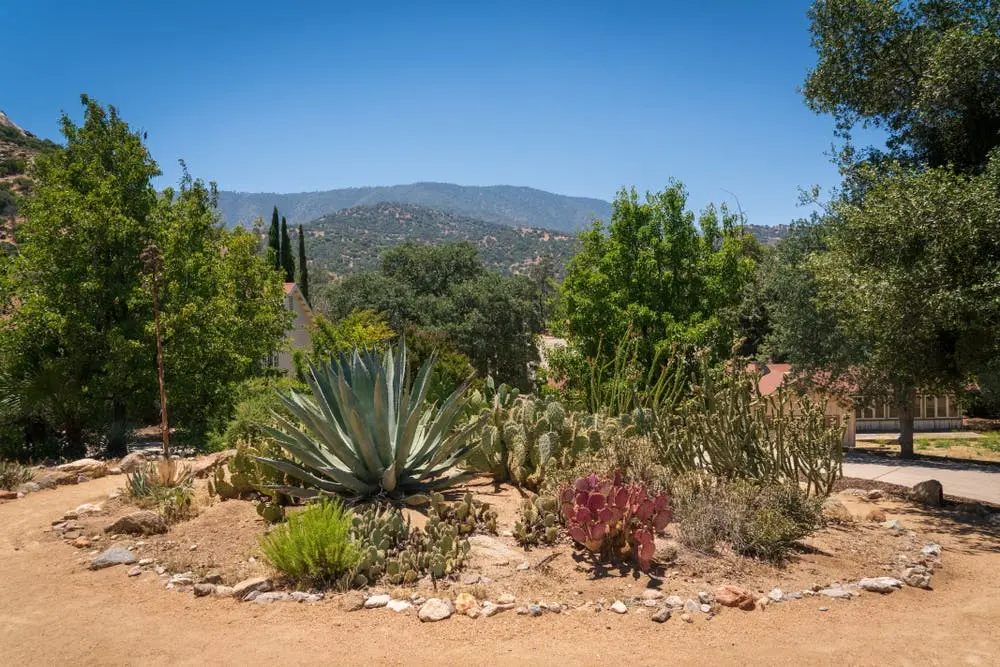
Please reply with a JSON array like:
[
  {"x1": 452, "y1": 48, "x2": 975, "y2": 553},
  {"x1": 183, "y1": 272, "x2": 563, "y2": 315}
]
[
  {"x1": 297, "y1": 224, "x2": 310, "y2": 304},
  {"x1": 280, "y1": 216, "x2": 295, "y2": 282},
  {"x1": 267, "y1": 206, "x2": 281, "y2": 270}
]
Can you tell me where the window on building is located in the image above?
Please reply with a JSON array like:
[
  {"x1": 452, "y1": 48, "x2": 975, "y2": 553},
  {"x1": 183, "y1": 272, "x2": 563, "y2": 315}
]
[
  {"x1": 887, "y1": 403, "x2": 898, "y2": 419},
  {"x1": 924, "y1": 396, "x2": 937, "y2": 419}
]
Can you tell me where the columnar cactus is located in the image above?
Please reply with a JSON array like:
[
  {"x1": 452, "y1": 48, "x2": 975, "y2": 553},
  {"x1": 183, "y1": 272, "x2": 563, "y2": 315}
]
[{"x1": 559, "y1": 472, "x2": 671, "y2": 571}]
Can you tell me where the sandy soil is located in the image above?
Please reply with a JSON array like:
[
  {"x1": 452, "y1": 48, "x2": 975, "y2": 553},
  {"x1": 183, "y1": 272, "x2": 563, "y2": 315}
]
[{"x1": 2, "y1": 476, "x2": 1000, "y2": 666}]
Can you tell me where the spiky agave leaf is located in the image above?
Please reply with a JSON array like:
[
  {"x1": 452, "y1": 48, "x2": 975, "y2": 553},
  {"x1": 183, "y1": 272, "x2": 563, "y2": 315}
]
[{"x1": 256, "y1": 340, "x2": 475, "y2": 502}]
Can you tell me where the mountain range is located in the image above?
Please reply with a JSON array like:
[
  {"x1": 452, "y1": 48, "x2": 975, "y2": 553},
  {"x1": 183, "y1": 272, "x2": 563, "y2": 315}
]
[
  {"x1": 216, "y1": 183, "x2": 613, "y2": 233},
  {"x1": 301, "y1": 202, "x2": 576, "y2": 280}
]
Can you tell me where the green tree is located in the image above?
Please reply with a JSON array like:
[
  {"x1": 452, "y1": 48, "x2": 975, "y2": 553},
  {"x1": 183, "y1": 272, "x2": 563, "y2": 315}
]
[
  {"x1": 310, "y1": 309, "x2": 394, "y2": 360},
  {"x1": 803, "y1": 0, "x2": 1000, "y2": 172},
  {"x1": 297, "y1": 224, "x2": 310, "y2": 303},
  {"x1": 268, "y1": 206, "x2": 281, "y2": 270},
  {"x1": 280, "y1": 216, "x2": 295, "y2": 282},
  {"x1": 560, "y1": 183, "x2": 759, "y2": 368},
  {"x1": 781, "y1": 158, "x2": 1000, "y2": 456},
  {"x1": 0, "y1": 96, "x2": 289, "y2": 457}
]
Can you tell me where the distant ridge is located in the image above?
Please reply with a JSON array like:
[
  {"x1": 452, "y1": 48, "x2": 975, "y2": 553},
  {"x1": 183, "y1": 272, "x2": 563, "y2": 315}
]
[{"x1": 215, "y1": 182, "x2": 613, "y2": 233}]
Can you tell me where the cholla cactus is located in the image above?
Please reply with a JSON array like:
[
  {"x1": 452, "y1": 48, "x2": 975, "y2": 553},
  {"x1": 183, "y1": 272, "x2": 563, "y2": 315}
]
[{"x1": 559, "y1": 472, "x2": 671, "y2": 571}]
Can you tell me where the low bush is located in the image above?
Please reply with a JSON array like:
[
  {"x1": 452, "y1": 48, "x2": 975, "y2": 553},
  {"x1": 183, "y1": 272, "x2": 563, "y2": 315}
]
[
  {"x1": 260, "y1": 500, "x2": 360, "y2": 587},
  {"x1": 559, "y1": 472, "x2": 672, "y2": 571},
  {"x1": 123, "y1": 460, "x2": 195, "y2": 523},
  {"x1": 0, "y1": 459, "x2": 33, "y2": 490},
  {"x1": 670, "y1": 473, "x2": 822, "y2": 561}
]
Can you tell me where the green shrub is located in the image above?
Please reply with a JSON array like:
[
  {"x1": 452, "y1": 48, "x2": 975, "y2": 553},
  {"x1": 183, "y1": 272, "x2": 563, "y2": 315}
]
[
  {"x1": 0, "y1": 459, "x2": 33, "y2": 490},
  {"x1": 260, "y1": 500, "x2": 360, "y2": 587},
  {"x1": 123, "y1": 460, "x2": 195, "y2": 522},
  {"x1": 670, "y1": 473, "x2": 822, "y2": 561}
]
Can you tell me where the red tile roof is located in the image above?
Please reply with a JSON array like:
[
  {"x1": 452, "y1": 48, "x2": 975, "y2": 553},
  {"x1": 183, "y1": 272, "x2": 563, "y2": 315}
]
[
  {"x1": 283, "y1": 282, "x2": 296, "y2": 295},
  {"x1": 755, "y1": 363, "x2": 792, "y2": 396}
]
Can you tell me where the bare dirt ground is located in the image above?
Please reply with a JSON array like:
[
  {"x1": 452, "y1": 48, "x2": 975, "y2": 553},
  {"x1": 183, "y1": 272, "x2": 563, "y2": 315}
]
[{"x1": 2, "y1": 476, "x2": 1000, "y2": 666}]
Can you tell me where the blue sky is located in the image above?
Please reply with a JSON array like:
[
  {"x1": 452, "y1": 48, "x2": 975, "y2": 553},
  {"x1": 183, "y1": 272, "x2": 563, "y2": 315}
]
[{"x1": 5, "y1": 0, "x2": 872, "y2": 226}]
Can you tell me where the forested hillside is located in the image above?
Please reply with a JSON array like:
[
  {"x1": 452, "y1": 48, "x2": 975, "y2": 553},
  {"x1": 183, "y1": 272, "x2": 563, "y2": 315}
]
[
  {"x1": 0, "y1": 112, "x2": 60, "y2": 251},
  {"x1": 216, "y1": 182, "x2": 612, "y2": 232},
  {"x1": 302, "y1": 202, "x2": 576, "y2": 280}
]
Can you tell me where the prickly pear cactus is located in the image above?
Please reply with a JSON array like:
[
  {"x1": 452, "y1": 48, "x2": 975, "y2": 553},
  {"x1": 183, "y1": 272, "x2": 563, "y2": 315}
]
[
  {"x1": 428, "y1": 492, "x2": 498, "y2": 535},
  {"x1": 513, "y1": 494, "x2": 561, "y2": 547}
]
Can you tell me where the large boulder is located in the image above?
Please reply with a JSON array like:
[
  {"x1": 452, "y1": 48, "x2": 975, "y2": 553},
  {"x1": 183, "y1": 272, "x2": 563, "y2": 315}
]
[
  {"x1": 190, "y1": 450, "x2": 235, "y2": 478},
  {"x1": 418, "y1": 598, "x2": 455, "y2": 622},
  {"x1": 118, "y1": 451, "x2": 149, "y2": 473},
  {"x1": 56, "y1": 458, "x2": 108, "y2": 478},
  {"x1": 822, "y1": 498, "x2": 853, "y2": 523},
  {"x1": 910, "y1": 480, "x2": 944, "y2": 507},
  {"x1": 104, "y1": 510, "x2": 168, "y2": 536}
]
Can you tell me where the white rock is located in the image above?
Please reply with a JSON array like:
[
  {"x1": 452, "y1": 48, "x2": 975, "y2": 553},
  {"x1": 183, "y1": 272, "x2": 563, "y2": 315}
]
[
  {"x1": 664, "y1": 595, "x2": 685, "y2": 609},
  {"x1": 641, "y1": 589, "x2": 664, "y2": 601},
  {"x1": 858, "y1": 577, "x2": 903, "y2": 593},
  {"x1": 698, "y1": 591, "x2": 712, "y2": 605},
  {"x1": 610, "y1": 600, "x2": 628, "y2": 614},
  {"x1": 517, "y1": 562, "x2": 530, "y2": 571},
  {"x1": 364, "y1": 594, "x2": 391, "y2": 609},
  {"x1": 255, "y1": 592, "x2": 291, "y2": 604},
  {"x1": 418, "y1": 597, "x2": 455, "y2": 622},
  {"x1": 387, "y1": 599, "x2": 411, "y2": 612},
  {"x1": 817, "y1": 588, "x2": 853, "y2": 599},
  {"x1": 768, "y1": 588, "x2": 785, "y2": 602},
  {"x1": 921, "y1": 543, "x2": 942, "y2": 557},
  {"x1": 497, "y1": 592, "x2": 516, "y2": 605}
]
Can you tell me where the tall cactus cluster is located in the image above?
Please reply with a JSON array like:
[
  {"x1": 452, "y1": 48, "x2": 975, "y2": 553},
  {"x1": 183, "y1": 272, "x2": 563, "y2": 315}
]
[
  {"x1": 650, "y1": 352, "x2": 844, "y2": 496},
  {"x1": 466, "y1": 389, "x2": 606, "y2": 491}
]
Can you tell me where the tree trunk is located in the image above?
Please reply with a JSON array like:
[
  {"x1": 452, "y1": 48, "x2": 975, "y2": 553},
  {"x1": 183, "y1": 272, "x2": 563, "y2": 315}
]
[
  {"x1": 105, "y1": 400, "x2": 128, "y2": 458},
  {"x1": 897, "y1": 395, "x2": 915, "y2": 459}
]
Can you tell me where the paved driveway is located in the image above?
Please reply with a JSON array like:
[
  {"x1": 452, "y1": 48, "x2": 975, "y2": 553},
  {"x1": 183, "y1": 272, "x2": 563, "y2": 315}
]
[{"x1": 843, "y1": 451, "x2": 1000, "y2": 505}]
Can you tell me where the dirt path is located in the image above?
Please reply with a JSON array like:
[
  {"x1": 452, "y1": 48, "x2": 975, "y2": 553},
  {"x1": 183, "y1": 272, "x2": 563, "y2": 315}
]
[{"x1": 2, "y1": 478, "x2": 999, "y2": 666}]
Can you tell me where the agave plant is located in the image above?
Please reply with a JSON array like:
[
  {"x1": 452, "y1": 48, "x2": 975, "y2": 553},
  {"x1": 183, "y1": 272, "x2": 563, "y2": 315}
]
[{"x1": 257, "y1": 343, "x2": 478, "y2": 503}]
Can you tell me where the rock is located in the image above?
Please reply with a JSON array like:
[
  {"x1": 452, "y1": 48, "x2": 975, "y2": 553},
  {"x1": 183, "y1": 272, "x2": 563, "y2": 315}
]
[
  {"x1": 291, "y1": 592, "x2": 323, "y2": 603},
  {"x1": 418, "y1": 598, "x2": 454, "y2": 622},
  {"x1": 883, "y1": 519, "x2": 906, "y2": 533},
  {"x1": 481, "y1": 602, "x2": 500, "y2": 617},
  {"x1": 64, "y1": 503, "x2": 103, "y2": 520},
  {"x1": 364, "y1": 594, "x2": 391, "y2": 609},
  {"x1": 497, "y1": 592, "x2": 516, "y2": 605},
  {"x1": 517, "y1": 604, "x2": 544, "y2": 617},
  {"x1": 17, "y1": 481, "x2": 41, "y2": 495},
  {"x1": 910, "y1": 479, "x2": 944, "y2": 507},
  {"x1": 0, "y1": 490, "x2": 18, "y2": 500},
  {"x1": 127, "y1": 566, "x2": 142, "y2": 577},
  {"x1": 468, "y1": 534, "x2": 523, "y2": 562},
  {"x1": 819, "y1": 606, "x2": 830, "y2": 612},
  {"x1": 57, "y1": 458, "x2": 108, "y2": 478},
  {"x1": 610, "y1": 600, "x2": 627, "y2": 614},
  {"x1": 866, "y1": 489, "x2": 884, "y2": 501},
  {"x1": 154, "y1": 566, "x2": 166, "y2": 575},
  {"x1": 756, "y1": 597, "x2": 769, "y2": 610},
  {"x1": 701, "y1": 603, "x2": 713, "y2": 613},
  {"x1": 89, "y1": 547, "x2": 138, "y2": 570},
  {"x1": 118, "y1": 451, "x2": 149, "y2": 473},
  {"x1": 664, "y1": 595, "x2": 685, "y2": 609},
  {"x1": 785, "y1": 592, "x2": 803, "y2": 600},
  {"x1": 683, "y1": 599, "x2": 700, "y2": 613},
  {"x1": 921, "y1": 543, "x2": 942, "y2": 557},
  {"x1": 36, "y1": 472, "x2": 72, "y2": 488},
  {"x1": 138, "y1": 558, "x2": 153, "y2": 566},
  {"x1": 387, "y1": 599, "x2": 412, "y2": 613},
  {"x1": 169, "y1": 573, "x2": 195, "y2": 586},
  {"x1": 641, "y1": 588, "x2": 664, "y2": 601},
  {"x1": 698, "y1": 591, "x2": 712, "y2": 605},
  {"x1": 651, "y1": 607, "x2": 672, "y2": 623},
  {"x1": 715, "y1": 585, "x2": 756, "y2": 611},
  {"x1": 816, "y1": 588, "x2": 853, "y2": 600},
  {"x1": 200, "y1": 571, "x2": 223, "y2": 585},
  {"x1": 822, "y1": 498, "x2": 853, "y2": 523},
  {"x1": 545, "y1": 602, "x2": 562, "y2": 614},
  {"x1": 462, "y1": 574, "x2": 481, "y2": 585},
  {"x1": 680, "y1": 612, "x2": 693, "y2": 623},
  {"x1": 104, "y1": 511, "x2": 168, "y2": 536},
  {"x1": 190, "y1": 450, "x2": 235, "y2": 478},
  {"x1": 254, "y1": 592, "x2": 291, "y2": 604},
  {"x1": 516, "y1": 562, "x2": 530, "y2": 571},
  {"x1": 902, "y1": 565, "x2": 932, "y2": 589},
  {"x1": 454, "y1": 592, "x2": 478, "y2": 616},
  {"x1": 193, "y1": 583, "x2": 216, "y2": 597},
  {"x1": 841, "y1": 488, "x2": 869, "y2": 496},
  {"x1": 768, "y1": 588, "x2": 784, "y2": 602},
  {"x1": 214, "y1": 586, "x2": 235, "y2": 598},
  {"x1": 865, "y1": 508, "x2": 887, "y2": 523},
  {"x1": 858, "y1": 577, "x2": 903, "y2": 593},
  {"x1": 71, "y1": 536, "x2": 92, "y2": 549},
  {"x1": 232, "y1": 576, "x2": 273, "y2": 600}
]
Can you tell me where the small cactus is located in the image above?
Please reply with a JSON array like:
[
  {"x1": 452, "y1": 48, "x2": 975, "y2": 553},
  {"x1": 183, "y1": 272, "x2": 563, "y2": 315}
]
[{"x1": 513, "y1": 494, "x2": 562, "y2": 547}]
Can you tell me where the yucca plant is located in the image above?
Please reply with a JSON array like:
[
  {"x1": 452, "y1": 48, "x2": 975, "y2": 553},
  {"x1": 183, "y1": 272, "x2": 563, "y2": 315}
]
[{"x1": 257, "y1": 342, "x2": 478, "y2": 503}]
